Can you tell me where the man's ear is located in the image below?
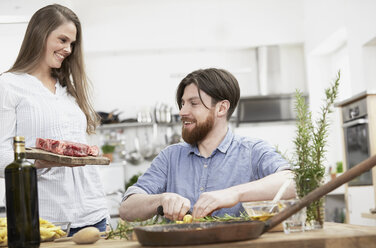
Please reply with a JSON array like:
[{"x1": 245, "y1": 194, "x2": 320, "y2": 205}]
[{"x1": 217, "y1": 100, "x2": 230, "y2": 118}]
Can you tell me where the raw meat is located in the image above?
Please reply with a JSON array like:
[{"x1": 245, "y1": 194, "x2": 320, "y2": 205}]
[{"x1": 36, "y1": 138, "x2": 99, "y2": 157}]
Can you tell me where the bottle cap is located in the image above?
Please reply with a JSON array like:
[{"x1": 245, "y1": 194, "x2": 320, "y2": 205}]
[{"x1": 13, "y1": 136, "x2": 25, "y2": 142}]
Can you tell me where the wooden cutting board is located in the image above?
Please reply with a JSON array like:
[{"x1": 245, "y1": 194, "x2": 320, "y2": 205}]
[{"x1": 25, "y1": 148, "x2": 110, "y2": 165}]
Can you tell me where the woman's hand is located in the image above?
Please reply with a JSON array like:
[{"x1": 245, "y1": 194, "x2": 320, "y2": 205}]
[{"x1": 35, "y1": 159, "x2": 85, "y2": 168}]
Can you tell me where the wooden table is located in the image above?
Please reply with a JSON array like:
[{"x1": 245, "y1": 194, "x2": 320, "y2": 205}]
[{"x1": 41, "y1": 222, "x2": 376, "y2": 248}]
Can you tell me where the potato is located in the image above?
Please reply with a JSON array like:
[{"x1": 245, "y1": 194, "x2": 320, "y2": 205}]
[
  {"x1": 72, "y1": 227, "x2": 101, "y2": 244},
  {"x1": 0, "y1": 217, "x2": 67, "y2": 242},
  {"x1": 183, "y1": 214, "x2": 193, "y2": 223},
  {"x1": 40, "y1": 227, "x2": 56, "y2": 240}
]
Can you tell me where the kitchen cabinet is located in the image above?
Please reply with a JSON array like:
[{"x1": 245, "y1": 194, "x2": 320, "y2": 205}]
[
  {"x1": 41, "y1": 222, "x2": 376, "y2": 248},
  {"x1": 347, "y1": 186, "x2": 376, "y2": 225},
  {"x1": 335, "y1": 92, "x2": 376, "y2": 225},
  {"x1": 325, "y1": 185, "x2": 346, "y2": 223}
]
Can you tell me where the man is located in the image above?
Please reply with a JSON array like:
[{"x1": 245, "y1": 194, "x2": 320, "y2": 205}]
[{"x1": 119, "y1": 68, "x2": 295, "y2": 222}]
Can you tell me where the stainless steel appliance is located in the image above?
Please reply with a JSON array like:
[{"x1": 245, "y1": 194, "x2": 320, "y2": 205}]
[
  {"x1": 236, "y1": 93, "x2": 308, "y2": 124},
  {"x1": 342, "y1": 97, "x2": 373, "y2": 186}
]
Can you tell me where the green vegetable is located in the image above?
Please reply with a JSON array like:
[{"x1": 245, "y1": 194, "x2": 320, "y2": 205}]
[
  {"x1": 101, "y1": 144, "x2": 115, "y2": 154},
  {"x1": 125, "y1": 173, "x2": 142, "y2": 190}
]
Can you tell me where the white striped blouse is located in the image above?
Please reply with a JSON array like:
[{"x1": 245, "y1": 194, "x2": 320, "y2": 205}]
[{"x1": 0, "y1": 72, "x2": 108, "y2": 228}]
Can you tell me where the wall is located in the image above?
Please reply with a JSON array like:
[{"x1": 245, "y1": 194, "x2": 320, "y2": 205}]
[
  {"x1": 76, "y1": 0, "x2": 305, "y2": 119},
  {"x1": 79, "y1": 0, "x2": 305, "y2": 161},
  {"x1": 0, "y1": 0, "x2": 305, "y2": 125},
  {"x1": 0, "y1": 0, "x2": 74, "y2": 72},
  {"x1": 303, "y1": 0, "x2": 376, "y2": 225}
]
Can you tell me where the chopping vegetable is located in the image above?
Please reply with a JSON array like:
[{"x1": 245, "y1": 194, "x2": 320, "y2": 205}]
[{"x1": 119, "y1": 68, "x2": 295, "y2": 222}]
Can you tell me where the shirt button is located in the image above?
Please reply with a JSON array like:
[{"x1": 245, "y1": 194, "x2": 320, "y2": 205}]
[
  {"x1": 204, "y1": 164, "x2": 208, "y2": 168},
  {"x1": 200, "y1": 187, "x2": 204, "y2": 191}
]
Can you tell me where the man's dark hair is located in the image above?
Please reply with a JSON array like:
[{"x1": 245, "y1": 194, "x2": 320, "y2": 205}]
[{"x1": 176, "y1": 68, "x2": 240, "y2": 120}]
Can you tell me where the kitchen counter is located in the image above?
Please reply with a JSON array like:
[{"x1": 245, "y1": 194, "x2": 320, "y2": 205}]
[{"x1": 41, "y1": 222, "x2": 376, "y2": 248}]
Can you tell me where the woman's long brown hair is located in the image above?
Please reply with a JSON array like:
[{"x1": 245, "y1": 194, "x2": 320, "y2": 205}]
[{"x1": 8, "y1": 4, "x2": 99, "y2": 134}]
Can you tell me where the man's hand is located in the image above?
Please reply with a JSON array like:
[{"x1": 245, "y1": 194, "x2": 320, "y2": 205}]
[
  {"x1": 35, "y1": 159, "x2": 84, "y2": 168},
  {"x1": 192, "y1": 188, "x2": 240, "y2": 219},
  {"x1": 160, "y1": 193, "x2": 191, "y2": 221}
]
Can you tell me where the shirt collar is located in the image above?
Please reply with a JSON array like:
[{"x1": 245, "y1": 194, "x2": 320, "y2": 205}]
[
  {"x1": 217, "y1": 128, "x2": 233, "y2": 153},
  {"x1": 188, "y1": 128, "x2": 234, "y2": 156}
]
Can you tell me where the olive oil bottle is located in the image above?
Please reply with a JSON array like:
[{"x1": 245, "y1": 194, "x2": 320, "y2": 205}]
[{"x1": 5, "y1": 136, "x2": 40, "y2": 248}]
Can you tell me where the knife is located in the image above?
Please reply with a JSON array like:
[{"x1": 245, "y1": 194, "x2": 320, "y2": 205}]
[
  {"x1": 154, "y1": 205, "x2": 192, "y2": 224},
  {"x1": 157, "y1": 205, "x2": 192, "y2": 216}
]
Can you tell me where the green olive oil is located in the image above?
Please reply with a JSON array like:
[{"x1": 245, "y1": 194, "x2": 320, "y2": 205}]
[{"x1": 5, "y1": 136, "x2": 40, "y2": 248}]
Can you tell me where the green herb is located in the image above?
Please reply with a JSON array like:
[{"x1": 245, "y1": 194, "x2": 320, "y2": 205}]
[
  {"x1": 106, "y1": 220, "x2": 134, "y2": 240},
  {"x1": 125, "y1": 173, "x2": 142, "y2": 190},
  {"x1": 106, "y1": 217, "x2": 170, "y2": 240},
  {"x1": 336, "y1": 161, "x2": 343, "y2": 173},
  {"x1": 293, "y1": 71, "x2": 340, "y2": 225},
  {"x1": 195, "y1": 212, "x2": 250, "y2": 222},
  {"x1": 101, "y1": 144, "x2": 115, "y2": 154},
  {"x1": 106, "y1": 212, "x2": 251, "y2": 240}
]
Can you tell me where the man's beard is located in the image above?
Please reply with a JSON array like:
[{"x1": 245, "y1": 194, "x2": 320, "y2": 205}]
[{"x1": 181, "y1": 111, "x2": 214, "y2": 145}]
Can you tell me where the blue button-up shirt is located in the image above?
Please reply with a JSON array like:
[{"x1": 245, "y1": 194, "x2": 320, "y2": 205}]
[{"x1": 123, "y1": 128, "x2": 290, "y2": 216}]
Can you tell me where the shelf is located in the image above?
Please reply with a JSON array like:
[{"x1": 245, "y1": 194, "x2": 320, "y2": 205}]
[
  {"x1": 98, "y1": 122, "x2": 153, "y2": 130},
  {"x1": 361, "y1": 212, "x2": 376, "y2": 220},
  {"x1": 97, "y1": 122, "x2": 180, "y2": 131}
]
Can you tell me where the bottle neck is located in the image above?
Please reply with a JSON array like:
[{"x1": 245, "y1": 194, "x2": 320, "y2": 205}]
[{"x1": 14, "y1": 144, "x2": 26, "y2": 160}]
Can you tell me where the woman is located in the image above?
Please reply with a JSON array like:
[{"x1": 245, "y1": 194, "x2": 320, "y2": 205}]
[{"x1": 0, "y1": 4, "x2": 108, "y2": 236}]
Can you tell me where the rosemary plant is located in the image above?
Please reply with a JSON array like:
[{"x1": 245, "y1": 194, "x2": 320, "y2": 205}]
[{"x1": 293, "y1": 71, "x2": 340, "y2": 226}]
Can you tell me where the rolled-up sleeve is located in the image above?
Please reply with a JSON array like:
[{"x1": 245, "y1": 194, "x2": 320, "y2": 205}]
[
  {"x1": 122, "y1": 149, "x2": 170, "y2": 202},
  {"x1": 250, "y1": 139, "x2": 290, "y2": 179},
  {"x1": 122, "y1": 185, "x2": 147, "y2": 202}
]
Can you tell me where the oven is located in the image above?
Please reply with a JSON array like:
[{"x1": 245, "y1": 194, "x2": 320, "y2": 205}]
[{"x1": 342, "y1": 98, "x2": 373, "y2": 186}]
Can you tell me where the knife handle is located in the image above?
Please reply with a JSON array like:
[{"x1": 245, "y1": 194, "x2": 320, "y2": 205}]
[
  {"x1": 156, "y1": 205, "x2": 192, "y2": 216},
  {"x1": 157, "y1": 205, "x2": 164, "y2": 216}
]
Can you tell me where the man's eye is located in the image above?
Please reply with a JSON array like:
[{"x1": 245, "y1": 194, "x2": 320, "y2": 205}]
[{"x1": 60, "y1": 38, "x2": 66, "y2": 43}]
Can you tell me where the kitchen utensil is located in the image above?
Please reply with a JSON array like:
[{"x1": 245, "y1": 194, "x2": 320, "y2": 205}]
[
  {"x1": 152, "y1": 205, "x2": 165, "y2": 225},
  {"x1": 25, "y1": 148, "x2": 110, "y2": 165},
  {"x1": 268, "y1": 178, "x2": 293, "y2": 213},
  {"x1": 125, "y1": 137, "x2": 144, "y2": 165},
  {"x1": 156, "y1": 205, "x2": 192, "y2": 217},
  {"x1": 97, "y1": 109, "x2": 122, "y2": 125},
  {"x1": 134, "y1": 154, "x2": 376, "y2": 246},
  {"x1": 151, "y1": 205, "x2": 192, "y2": 225},
  {"x1": 242, "y1": 201, "x2": 279, "y2": 221}
]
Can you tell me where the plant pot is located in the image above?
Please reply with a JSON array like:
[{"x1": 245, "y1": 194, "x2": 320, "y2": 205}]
[{"x1": 103, "y1": 153, "x2": 113, "y2": 162}]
